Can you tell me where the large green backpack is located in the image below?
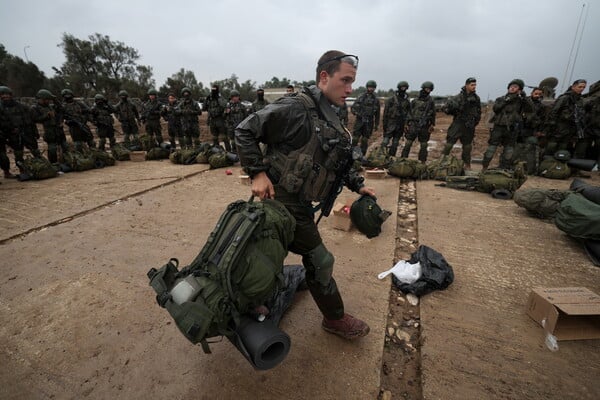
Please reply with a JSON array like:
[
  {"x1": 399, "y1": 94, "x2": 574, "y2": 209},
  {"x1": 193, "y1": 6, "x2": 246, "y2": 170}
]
[
  {"x1": 17, "y1": 157, "x2": 58, "y2": 180},
  {"x1": 538, "y1": 157, "x2": 571, "y2": 179},
  {"x1": 208, "y1": 151, "x2": 235, "y2": 169},
  {"x1": 147, "y1": 198, "x2": 296, "y2": 352},
  {"x1": 477, "y1": 164, "x2": 527, "y2": 193},
  {"x1": 388, "y1": 157, "x2": 421, "y2": 179},
  {"x1": 169, "y1": 148, "x2": 200, "y2": 165},
  {"x1": 85, "y1": 148, "x2": 116, "y2": 167},
  {"x1": 427, "y1": 155, "x2": 464, "y2": 180},
  {"x1": 111, "y1": 143, "x2": 131, "y2": 161},
  {"x1": 63, "y1": 151, "x2": 96, "y2": 172},
  {"x1": 139, "y1": 134, "x2": 157, "y2": 151},
  {"x1": 365, "y1": 146, "x2": 393, "y2": 168},
  {"x1": 554, "y1": 192, "x2": 600, "y2": 240},
  {"x1": 513, "y1": 188, "x2": 571, "y2": 219},
  {"x1": 194, "y1": 143, "x2": 216, "y2": 164},
  {"x1": 146, "y1": 147, "x2": 170, "y2": 160}
]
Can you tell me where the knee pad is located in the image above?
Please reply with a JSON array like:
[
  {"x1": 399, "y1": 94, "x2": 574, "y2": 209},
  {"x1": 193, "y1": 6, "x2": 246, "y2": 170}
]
[{"x1": 302, "y1": 243, "x2": 334, "y2": 287}]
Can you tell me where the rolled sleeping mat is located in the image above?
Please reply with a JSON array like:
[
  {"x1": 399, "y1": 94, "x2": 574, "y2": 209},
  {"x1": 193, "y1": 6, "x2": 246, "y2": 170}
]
[
  {"x1": 229, "y1": 315, "x2": 291, "y2": 370},
  {"x1": 583, "y1": 239, "x2": 600, "y2": 267},
  {"x1": 491, "y1": 188, "x2": 513, "y2": 200},
  {"x1": 570, "y1": 178, "x2": 600, "y2": 205},
  {"x1": 567, "y1": 158, "x2": 597, "y2": 171}
]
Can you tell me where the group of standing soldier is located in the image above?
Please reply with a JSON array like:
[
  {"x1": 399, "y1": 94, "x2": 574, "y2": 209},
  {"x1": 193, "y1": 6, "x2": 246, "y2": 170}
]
[{"x1": 346, "y1": 76, "x2": 599, "y2": 174}]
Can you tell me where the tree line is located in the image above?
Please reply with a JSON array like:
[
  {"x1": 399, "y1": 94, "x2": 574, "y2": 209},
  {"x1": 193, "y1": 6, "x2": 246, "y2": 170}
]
[{"x1": 2, "y1": 33, "x2": 404, "y2": 102}]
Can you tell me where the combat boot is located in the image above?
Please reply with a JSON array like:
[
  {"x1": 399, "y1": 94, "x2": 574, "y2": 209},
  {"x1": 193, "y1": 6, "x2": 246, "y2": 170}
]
[
  {"x1": 3, "y1": 170, "x2": 16, "y2": 179},
  {"x1": 322, "y1": 313, "x2": 370, "y2": 339}
]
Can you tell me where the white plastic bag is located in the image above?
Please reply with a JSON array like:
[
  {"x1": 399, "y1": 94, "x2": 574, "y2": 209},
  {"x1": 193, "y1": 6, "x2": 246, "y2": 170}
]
[{"x1": 378, "y1": 260, "x2": 422, "y2": 284}]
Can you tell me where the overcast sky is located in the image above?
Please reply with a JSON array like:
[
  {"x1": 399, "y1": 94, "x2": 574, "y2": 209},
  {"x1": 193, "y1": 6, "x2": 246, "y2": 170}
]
[{"x1": 1, "y1": 0, "x2": 598, "y2": 99}]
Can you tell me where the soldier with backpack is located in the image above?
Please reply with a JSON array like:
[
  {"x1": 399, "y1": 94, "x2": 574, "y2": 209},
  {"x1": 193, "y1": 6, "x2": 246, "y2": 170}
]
[{"x1": 236, "y1": 50, "x2": 375, "y2": 340}]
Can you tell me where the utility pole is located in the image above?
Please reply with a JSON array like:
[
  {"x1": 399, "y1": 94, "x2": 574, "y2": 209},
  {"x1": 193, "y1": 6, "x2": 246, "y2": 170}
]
[{"x1": 23, "y1": 45, "x2": 30, "y2": 62}]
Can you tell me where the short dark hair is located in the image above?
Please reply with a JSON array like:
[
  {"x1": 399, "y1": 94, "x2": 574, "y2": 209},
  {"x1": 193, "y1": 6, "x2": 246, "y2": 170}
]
[
  {"x1": 316, "y1": 50, "x2": 347, "y2": 83},
  {"x1": 465, "y1": 77, "x2": 477, "y2": 84},
  {"x1": 286, "y1": 85, "x2": 294, "y2": 90}
]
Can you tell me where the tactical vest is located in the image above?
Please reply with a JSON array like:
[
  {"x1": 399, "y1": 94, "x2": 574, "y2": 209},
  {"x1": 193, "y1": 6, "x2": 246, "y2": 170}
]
[
  {"x1": 63, "y1": 101, "x2": 88, "y2": 124},
  {"x1": 1, "y1": 100, "x2": 31, "y2": 129},
  {"x1": 267, "y1": 93, "x2": 352, "y2": 202},
  {"x1": 92, "y1": 104, "x2": 114, "y2": 126},
  {"x1": 115, "y1": 101, "x2": 137, "y2": 123},
  {"x1": 355, "y1": 93, "x2": 379, "y2": 117},
  {"x1": 206, "y1": 96, "x2": 226, "y2": 119},
  {"x1": 226, "y1": 102, "x2": 247, "y2": 128},
  {"x1": 143, "y1": 100, "x2": 162, "y2": 120}
]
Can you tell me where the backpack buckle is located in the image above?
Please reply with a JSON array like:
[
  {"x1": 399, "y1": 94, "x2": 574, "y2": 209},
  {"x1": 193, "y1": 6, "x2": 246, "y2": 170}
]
[{"x1": 156, "y1": 291, "x2": 172, "y2": 308}]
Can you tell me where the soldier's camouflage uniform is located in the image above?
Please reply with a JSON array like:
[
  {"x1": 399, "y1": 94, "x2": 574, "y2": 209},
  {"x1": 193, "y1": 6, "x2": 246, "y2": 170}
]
[
  {"x1": 91, "y1": 100, "x2": 117, "y2": 151},
  {"x1": 114, "y1": 98, "x2": 140, "y2": 147},
  {"x1": 513, "y1": 95, "x2": 547, "y2": 174},
  {"x1": 402, "y1": 90, "x2": 436, "y2": 162},
  {"x1": 483, "y1": 92, "x2": 533, "y2": 169},
  {"x1": 30, "y1": 100, "x2": 68, "y2": 163},
  {"x1": 142, "y1": 98, "x2": 164, "y2": 146},
  {"x1": 382, "y1": 91, "x2": 411, "y2": 156},
  {"x1": 338, "y1": 102, "x2": 348, "y2": 127},
  {"x1": 225, "y1": 100, "x2": 248, "y2": 153},
  {"x1": 177, "y1": 97, "x2": 201, "y2": 149},
  {"x1": 583, "y1": 82, "x2": 600, "y2": 164},
  {"x1": 251, "y1": 98, "x2": 269, "y2": 113},
  {"x1": 1, "y1": 97, "x2": 42, "y2": 171},
  {"x1": 351, "y1": 92, "x2": 380, "y2": 155},
  {"x1": 203, "y1": 93, "x2": 227, "y2": 147},
  {"x1": 63, "y1": 98, "x2": 95, "y2": 152},
  {"x1": 442, "y1": 87, "x2": 481, "y2": 165},
  {"x1": 161, "y1": 100, "x2": 182, "y2": 150},
  {"x1": 546, "y1": 88, "x2": 586, "y2": 158}
]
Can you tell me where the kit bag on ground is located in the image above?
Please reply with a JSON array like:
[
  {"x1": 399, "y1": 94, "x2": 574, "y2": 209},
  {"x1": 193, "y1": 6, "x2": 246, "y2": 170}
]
[
  {"x1": 17, "y1": 156, "x2": 58, "y2": 180},
  {"x1": 388, "y1": 157, "x2": 427, "y2": 179},
  {"x1": 63, "y1": 151, "x2": 96, "y2": 172},
  {"x1": 350, "y1": 195, "x2": 392, "y2": 238},
  {"x1": 554, "y1": 192, "x2": 600, "y2": 240},
  {"x1": 111, "y1": 143, "x2": 131, "y2": 161},
  {"x1": 147, "y1": 197, "x2": 296, "y2": 353},
  {"x1": 208, "y1": 147, "x2": 237, "y2": 169},
  {"x1": 169, "y1": 148, "x2": 200, "y2": 165},
  {"x1": 477, "y1": 163, "x2": 527, "y2": 193},
  {"x1": 85, "y1": 147, "x2": 116, "y2": 167},
  {"x1": 365, "y1": 146, "x2": 393, "y2": 169},
  {"x1": 538, "y1": 151, "x2": 571, "y2": 179},
  {"x1": 194, "y1": 143, "x2": 216, "y2": 164},
  {"x1": 427, "y1": 155, "x2": 464, "y2": 180},
  {"x1": 139, "y1": 134, "x2": 157, "y2": 151},
  {"x1": 513, "y1": 188, "x2": 571, "y2": 219},
  {"x1": 146, "y1": 147, "x2": 171, "y2": 160}
]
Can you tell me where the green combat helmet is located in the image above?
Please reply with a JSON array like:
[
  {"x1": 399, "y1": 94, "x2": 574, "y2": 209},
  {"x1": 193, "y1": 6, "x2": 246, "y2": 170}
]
[
  {"x1": 61, "y1": 88, "x2": 74, "y2": 97},
  {"x1": 421, "y1": 81, "x2": 434, "y2": 90},
  {"x1": 94, "y1": 94, "x2": 106, "y2": 102},
  {"x1": 118, "y1": 90, "x2": 129, "y2": 97},
  {"x1": 36, "y1": 89, "x2": 55, "y2": 99},
  {"x1": 397, "y1": 81, "x2": 409, "y2": 90},
  {"x1": 508, "y1": 79, "x2": 524, "y2": 90},
  {"x1": 147, "y1": 88, "x2": 158, "y2": 96},
  {"x1": 0, "y1": 86, "x2": 13, "y2": 95},
  {"x1": 366, "y1": 80, "x2": 377, "y2": 88},
  {"x1": 181, "y1": 87, "x2": 192, "y2": 96},
  {"x1": 554, "y1": 150, "x2": 571, "y2": 162},
  {"x1": 230, "y1": 90, "x2": 240, "y2": 97}
]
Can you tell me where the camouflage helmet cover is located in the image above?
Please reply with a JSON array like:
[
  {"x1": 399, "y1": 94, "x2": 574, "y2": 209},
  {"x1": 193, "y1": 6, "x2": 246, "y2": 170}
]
[
  {"x1": 118, "y1": 90, "x2": 129, "y2": 97},
  {"x1": 0, "y1": 86, "x2": 13, "y2": 95},
  {"x1": 147, "y1": 88, "x2": 158, "y2": 95},
  {"x1": 61, "y1": 88, "x2": 74, "y2": 97},
  {"x1": 397, "y1": 81, "x2": 409, "y2": 89},
  {"x1": 508, "y1": 79, "x2": 525, "y2": 90},
  {"x1": 181, "y1": 87, "x2": 192, "y2": 96},
  {"x1": 421, "y1": 81, "x2": 434, "y2": 90},
  {"x1": 94, "y1": 94, "x2": 106, "y2": 101},
  {"x1": 36, "y1": 89, "x2": 54, "y2": 99},
  {"x1": 230, "y1": 89, "x2": 240, "y2": 97},
  {"x1": 366, "y1": 80, "x2": 377, "y2": 88}
]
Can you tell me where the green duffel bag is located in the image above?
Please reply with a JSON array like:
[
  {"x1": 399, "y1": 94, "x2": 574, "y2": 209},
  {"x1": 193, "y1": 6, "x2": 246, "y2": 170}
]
[
  {"x1": 388, "y1": 157, "x2": 418, "y2": 178},
  {"x1": 513, "y1": 188, "x2": 571, "y2": 219},
  {"x1": 146, "y1": 147, "x2": 170, "y2": 160},
  {"x1": 365, "y1": 146, "x2": 393, "y2": 169},
  {"x1": 427, "y1": 155, "x2": 464, "y2": 180},
  {"x1": 85, "y1": 147, "x2": 116, "y2": 167},
  {"x1": 147, "y1": 197, "x2": 295, "y2": 353},
  {"x1": 554, "y1": 192, "x2": 600, "y2": 240},
  {"x1": 139, "y1": 134, "x2": 156, "y2": 151},
  {"x1": 169, "y1": 149, "x2": 199, "y2": 164},
  {"x1": 63, "y1": 151, "x2": 96, "y2": 172},
  {"x1": 538, "y1": 157, "x2": 571, "y2": 179},
  {"x1": 17, "y1": 156, "x2": 58, "y2": 180},
  {"x1": 111, "y1": 143, "x2": 131, "y2": 161},
  {"x1": 208, "y1": 152, "x2": 235, "y2": 169},
  {"x1": 477, "y1": 168, "x2": 527, "y2": 193}
]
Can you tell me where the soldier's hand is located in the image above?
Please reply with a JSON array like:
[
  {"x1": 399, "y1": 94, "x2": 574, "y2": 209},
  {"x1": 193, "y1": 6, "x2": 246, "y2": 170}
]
[
  {"x1": 251, "y1": 171, "x2": 275, "y2": 200},
  {"x1": 358, "y1": 186, "x2": 376, "y2": 198},
  {"x1": 428, "y1": 126, "x2": 434, "y2": 133}
]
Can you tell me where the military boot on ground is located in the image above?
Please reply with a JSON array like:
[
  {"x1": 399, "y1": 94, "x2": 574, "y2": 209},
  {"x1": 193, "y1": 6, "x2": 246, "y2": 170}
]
[
  {"x1": 3, "y1": 169, "x2": 16, "y2": 179},
  {"x1": 322, "y1": 313, "x2": 370, "y2": 339}
]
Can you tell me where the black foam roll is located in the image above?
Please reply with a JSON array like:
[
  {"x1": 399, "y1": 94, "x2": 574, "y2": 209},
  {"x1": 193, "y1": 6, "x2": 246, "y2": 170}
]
[{"x1": 230, "y1": 316, "x2": 291, "y2": 370}]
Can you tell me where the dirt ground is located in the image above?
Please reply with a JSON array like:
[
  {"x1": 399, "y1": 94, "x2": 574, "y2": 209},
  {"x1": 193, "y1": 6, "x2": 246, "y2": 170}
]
[{"x1": 1, "y1": 108, "x2": 599, "y2": 400}]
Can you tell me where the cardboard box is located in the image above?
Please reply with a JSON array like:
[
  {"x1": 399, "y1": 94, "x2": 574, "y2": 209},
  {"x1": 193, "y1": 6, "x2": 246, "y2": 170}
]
[
  {"x1": 526, "y1": 287, "x2": 600, "y2": 341},
  {"x1": 130, "y1": 151, "x2": 146, "y2": 162},
  {"x1": 331, "y1": 200, "x2": 353, "y2": 231},
  {"x1": 365, "y1": 169, "x2": 387, "y2": 179},
  {"x1": 239, "y1": 175, "x2": 251, "y2": 185}
]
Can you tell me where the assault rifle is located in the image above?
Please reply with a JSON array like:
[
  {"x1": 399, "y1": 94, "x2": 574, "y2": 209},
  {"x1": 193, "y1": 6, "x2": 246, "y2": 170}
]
[
  {"x1": 63, "y1": 110, "x2": 93, "y2": 138},
  {"x1": 574, "y1": 104, "x2": 585, "y2": 139},
  {"x1": 316, "y1": 146, "x2": 362, "y2": 224}
]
